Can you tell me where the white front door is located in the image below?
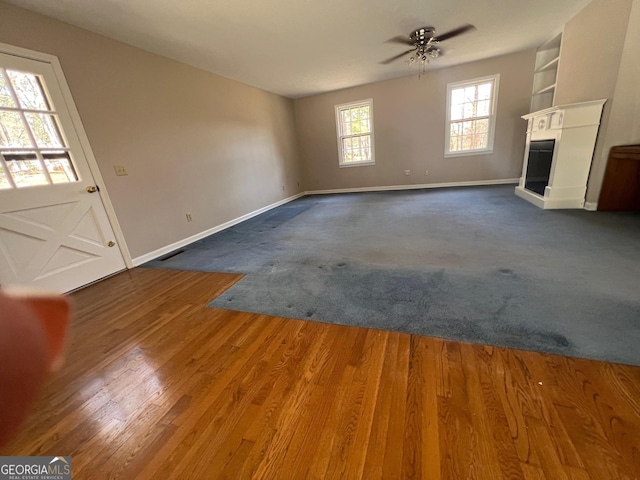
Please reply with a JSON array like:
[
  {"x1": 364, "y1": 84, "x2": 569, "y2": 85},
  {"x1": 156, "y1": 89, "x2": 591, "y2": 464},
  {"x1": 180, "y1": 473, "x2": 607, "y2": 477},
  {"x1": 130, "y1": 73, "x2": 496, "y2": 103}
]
[{"x1": 0, "y1": 51, "x2": 126, "y2": 293}]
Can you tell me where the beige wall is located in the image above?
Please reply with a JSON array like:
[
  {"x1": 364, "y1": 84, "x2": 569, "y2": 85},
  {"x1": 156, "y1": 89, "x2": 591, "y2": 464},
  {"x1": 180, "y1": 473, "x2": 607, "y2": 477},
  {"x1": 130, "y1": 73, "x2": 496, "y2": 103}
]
[
  {"x1": 294, "y1": 50, "x2": 535, "y2": 191},
  {"x1": 554, "y1": 0, "x2": 634, "y2": 204},
  {"x1": 0, "y1": 1, "x2": 301, "y2": 259}
]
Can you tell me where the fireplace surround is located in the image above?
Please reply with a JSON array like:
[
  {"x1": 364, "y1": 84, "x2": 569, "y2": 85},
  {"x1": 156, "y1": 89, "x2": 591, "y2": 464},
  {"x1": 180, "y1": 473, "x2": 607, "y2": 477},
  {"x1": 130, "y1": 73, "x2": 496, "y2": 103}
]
[{"x1": 515, "y1": 100, "x2": 606, "y2": 209}]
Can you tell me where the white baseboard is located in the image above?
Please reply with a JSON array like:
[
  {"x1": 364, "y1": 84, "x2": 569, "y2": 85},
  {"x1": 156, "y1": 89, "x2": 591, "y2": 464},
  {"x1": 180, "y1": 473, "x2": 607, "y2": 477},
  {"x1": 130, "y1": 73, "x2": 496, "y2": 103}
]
[
  {"x1": 306, "y1": 178, "x2": 520, "y2": 195},
  {"x1": 583, "y1": 202, "x2": 598, "y2": 211},
  {"x1": 132, "y1": 192, "x2": 305, "y2": 266}
]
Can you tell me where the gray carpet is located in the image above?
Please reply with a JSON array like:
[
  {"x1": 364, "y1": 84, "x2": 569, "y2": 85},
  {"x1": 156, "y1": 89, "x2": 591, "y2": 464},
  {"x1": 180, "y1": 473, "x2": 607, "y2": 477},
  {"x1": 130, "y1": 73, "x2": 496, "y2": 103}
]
[{"x1": 144, "y1": 186, "x2": 640, "y2": 365}]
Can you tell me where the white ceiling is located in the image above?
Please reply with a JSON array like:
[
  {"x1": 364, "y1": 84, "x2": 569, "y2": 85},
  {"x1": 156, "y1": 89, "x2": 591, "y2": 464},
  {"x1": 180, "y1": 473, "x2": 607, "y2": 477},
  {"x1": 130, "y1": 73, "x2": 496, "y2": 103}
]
[{"x1": 7, "y1": 0, "x2": 592, "y2": 99}]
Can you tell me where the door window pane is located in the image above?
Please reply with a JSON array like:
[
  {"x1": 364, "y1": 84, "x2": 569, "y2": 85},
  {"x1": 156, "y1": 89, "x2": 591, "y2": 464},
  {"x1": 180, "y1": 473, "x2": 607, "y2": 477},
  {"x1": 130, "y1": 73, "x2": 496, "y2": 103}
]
[
  {"x1": 44, "y1": 152, "x2": 77, "y2": 184},
  {"x1": 26, "y1": 113, "x2": 64, "y2": 148},
  {"x1": 5, "y1": 154, "x2": 48, "y2": 188},
  {"x1": 0, "y1": 164, "x2": 11, "y2": 189},
  {"x1": 7, "y1": 70, "x2": 49, "y2": 110},
  {"x1": 0, "y1": 72, "x2": 16, "y2": 108},
  {"x1": 0, "y1": 111, "x2": 32, "y2": 147}
]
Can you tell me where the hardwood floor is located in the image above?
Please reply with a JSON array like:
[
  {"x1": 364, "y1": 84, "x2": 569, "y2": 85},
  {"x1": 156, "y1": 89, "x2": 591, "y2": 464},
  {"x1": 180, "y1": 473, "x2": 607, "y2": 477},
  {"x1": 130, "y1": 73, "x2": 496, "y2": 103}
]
[{"x1": 5, "y1": 268, "x2": 640, "y2": 479}]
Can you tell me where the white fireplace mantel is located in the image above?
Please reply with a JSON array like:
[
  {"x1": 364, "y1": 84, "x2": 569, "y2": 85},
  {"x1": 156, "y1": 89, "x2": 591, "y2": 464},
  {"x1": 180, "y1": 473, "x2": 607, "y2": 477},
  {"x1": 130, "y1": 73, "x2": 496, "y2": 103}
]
[{"x1": 515, "y1": 99, "x2": 606, "y2": 209}]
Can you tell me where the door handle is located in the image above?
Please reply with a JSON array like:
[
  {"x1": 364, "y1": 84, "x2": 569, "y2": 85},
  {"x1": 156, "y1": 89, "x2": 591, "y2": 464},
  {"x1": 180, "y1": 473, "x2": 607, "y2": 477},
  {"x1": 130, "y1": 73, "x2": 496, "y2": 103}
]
[{"x1": 86, "y1": 186, "x2": 99, "y2": 193}]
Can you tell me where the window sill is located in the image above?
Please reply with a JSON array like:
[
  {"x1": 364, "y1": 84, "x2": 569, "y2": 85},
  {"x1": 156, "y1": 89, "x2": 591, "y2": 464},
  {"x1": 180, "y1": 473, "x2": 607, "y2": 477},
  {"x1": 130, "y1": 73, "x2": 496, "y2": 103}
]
[
  {"x1": 444, "y1": 149, "x2": 494, "y2": 158},
  {"x1": 339, "y1": 161, "x2": 375, "y2": 168}
]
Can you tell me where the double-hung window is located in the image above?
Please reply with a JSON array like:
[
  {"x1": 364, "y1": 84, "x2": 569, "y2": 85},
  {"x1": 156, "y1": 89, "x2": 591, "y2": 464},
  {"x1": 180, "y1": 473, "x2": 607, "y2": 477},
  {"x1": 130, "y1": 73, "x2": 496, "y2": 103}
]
[
  {"x1": 335, "y1": 99, "x2": 375, "y2": 167},
  {"x1": 445, "y1": 74, "x2": 499, "y2": 156}
]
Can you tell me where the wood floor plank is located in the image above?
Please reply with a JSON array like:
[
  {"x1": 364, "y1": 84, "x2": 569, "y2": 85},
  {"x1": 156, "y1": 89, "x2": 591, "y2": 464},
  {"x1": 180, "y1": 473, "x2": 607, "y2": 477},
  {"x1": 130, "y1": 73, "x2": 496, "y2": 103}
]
[
  {"x1": 466, "y1": 344, "x2": 525, "y2": 479},
  {"x1": 3, "y1": 267, "x2": 640, "y2": 479}
]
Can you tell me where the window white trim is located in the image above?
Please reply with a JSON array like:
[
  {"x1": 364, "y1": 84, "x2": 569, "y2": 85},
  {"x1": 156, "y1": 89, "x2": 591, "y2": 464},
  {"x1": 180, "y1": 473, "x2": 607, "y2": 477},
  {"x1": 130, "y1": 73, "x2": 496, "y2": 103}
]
[
  {"x1": 445, "y1": 74, "x2": 500, "y2": 157},
  {"x1": 335, "y1": 98, "x2": 375, "y2": 167}
]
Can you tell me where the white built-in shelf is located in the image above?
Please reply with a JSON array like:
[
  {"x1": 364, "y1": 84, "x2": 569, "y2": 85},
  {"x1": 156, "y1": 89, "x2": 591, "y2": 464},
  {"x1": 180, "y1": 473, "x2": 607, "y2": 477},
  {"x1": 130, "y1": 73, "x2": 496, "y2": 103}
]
[
  {"x1": 530, "y1": 32, "x2": 562, "y2": 112},
  {"x1": 534, "y1": 83, "x2": 556, "y2": 96},
  {"x1": 536, "y1": 57, "x2": 559, "y2": 73}
]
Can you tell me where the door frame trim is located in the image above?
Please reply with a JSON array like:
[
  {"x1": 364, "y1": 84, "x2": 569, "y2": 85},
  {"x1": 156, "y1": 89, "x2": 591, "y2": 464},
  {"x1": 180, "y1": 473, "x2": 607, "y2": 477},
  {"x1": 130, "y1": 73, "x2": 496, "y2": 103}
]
[{"x1": 0, "y1": 41, "x2": 133, "y2": 268}]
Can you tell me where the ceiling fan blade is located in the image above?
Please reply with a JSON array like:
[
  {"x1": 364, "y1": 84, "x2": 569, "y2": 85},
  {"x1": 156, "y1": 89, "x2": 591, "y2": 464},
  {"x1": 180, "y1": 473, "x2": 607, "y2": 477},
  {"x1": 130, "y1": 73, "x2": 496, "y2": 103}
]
[
  {"x1": 435, "y1": 24, "x2": 476, "y2": 42},
  {"x1": 379, "y1": 49, "x2": 415, "y2": 65},
  {"x1": 386, "y1": 35, "x2": 413, "y2": 46}
]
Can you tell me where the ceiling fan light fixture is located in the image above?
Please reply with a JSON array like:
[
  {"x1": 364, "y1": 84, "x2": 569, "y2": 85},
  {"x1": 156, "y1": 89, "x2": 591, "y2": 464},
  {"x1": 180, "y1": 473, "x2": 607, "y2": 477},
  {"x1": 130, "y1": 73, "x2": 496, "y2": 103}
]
[{"x1": 381, "y1": 24, "x2": 475, "y2": 78}]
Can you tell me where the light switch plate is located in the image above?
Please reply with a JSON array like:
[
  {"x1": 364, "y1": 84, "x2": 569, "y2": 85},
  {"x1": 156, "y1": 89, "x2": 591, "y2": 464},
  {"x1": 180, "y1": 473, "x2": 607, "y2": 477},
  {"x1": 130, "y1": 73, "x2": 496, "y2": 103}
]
[{"x1": 114, "y1": 165, "x2": 128, "y2": 176}]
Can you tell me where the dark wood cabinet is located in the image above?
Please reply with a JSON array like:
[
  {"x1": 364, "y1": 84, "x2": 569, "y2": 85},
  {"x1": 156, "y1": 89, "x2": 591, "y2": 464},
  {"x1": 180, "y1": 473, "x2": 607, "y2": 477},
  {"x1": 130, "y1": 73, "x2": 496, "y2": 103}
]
[{"x1": 598, "y1": 145, "x2": 640, "y2": 211}]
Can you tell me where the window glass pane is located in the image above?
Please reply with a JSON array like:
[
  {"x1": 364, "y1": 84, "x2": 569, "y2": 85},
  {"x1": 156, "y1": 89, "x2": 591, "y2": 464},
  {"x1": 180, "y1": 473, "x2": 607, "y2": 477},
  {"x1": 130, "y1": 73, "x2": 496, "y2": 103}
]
[
  {"x1": 478, "y1": 82, "x2": 492, "y2": 100},
  {"x1": 342, "y1": 138, "x2": 352, "y2": 163},
  {"x1": 451, "y1": 88, "x2": 464, "y2": 107},
  {"x1": 0, "y1": 72, "x2": 17, "y2": 108},
  {"x1": 0, "y1": 111, "x2": 33, "y2": 147},
  {"x1": 450, "y1": 122, "x2": 462, "y2": 136},
  {"x1": 477, "y1": 100, "x2": 490, "y2": 117},
  {"x1": 463, "y1": 102, "x2": 475, "y2": 119},
  {"x1": 360, "y1": 134, "x2": 371, "y2": 161},
  {"x1": 466, "y1": 134, "x2": 476, "y2": 150},
  {"x1": 25, "y1": 113, "x2": 64, "y2": 148},
  {"x1": 473, "y1": 134, "x2": 487, "y2": 150},
  {"x1": 44, "y1": 152, "x2": 78, "y2": 184},
  {"x1": 342, "y1": 121, "x2": 352, "y2": 136},
  {"x1": 346, "y1": 109, "x2": 355, "y2": 122},
  {"x1": 450, "y1": 104, "x2": 463, "y2": 121},
  {"x1": 7, "y1": 70, "x2": 49, "y2": 111},
  {"x1": 464, "y1": 86, "x2": 477, "y2": 103},
  {"x1": 457, "y1": 120, "x2": 489, "y2": 150},
  {"x1": 450, "y1": 123, "x2": 462, "y2": 151},
  {"x1": 0, "y1": 164, "x2": 12, "y2": 189},
  {"x1": 353, "y1": 113, "x2": 370, "y2": 134},
  {"x1": 5, "y1": 154, "x2": 48, "y2": 187},
  {"x1": 476, "y1": 119, "x2": 489, "y2": 135},
  {"x1": 462, "y1": 120, "x2": 475, "y2": 135}
]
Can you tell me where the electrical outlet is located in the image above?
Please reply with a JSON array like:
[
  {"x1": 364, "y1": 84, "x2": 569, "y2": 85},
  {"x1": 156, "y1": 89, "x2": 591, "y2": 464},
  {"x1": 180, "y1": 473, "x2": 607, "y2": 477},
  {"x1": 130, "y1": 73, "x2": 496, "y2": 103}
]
[
  {"x1": 404, "y1": 170, "x2": 411, "y2": 176},
  {"x1": 186, "y1": 213, "x2": 192, "y2": 222},
  {"x1": 425, "y1": 170, "x2": 429, "y2": 176},
  {"x1": 114, "y1": 165, "x2": 128, "y2": 176},
  {"x1": 282, "y1": 185, "x2": 285, "y2": 191}
]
